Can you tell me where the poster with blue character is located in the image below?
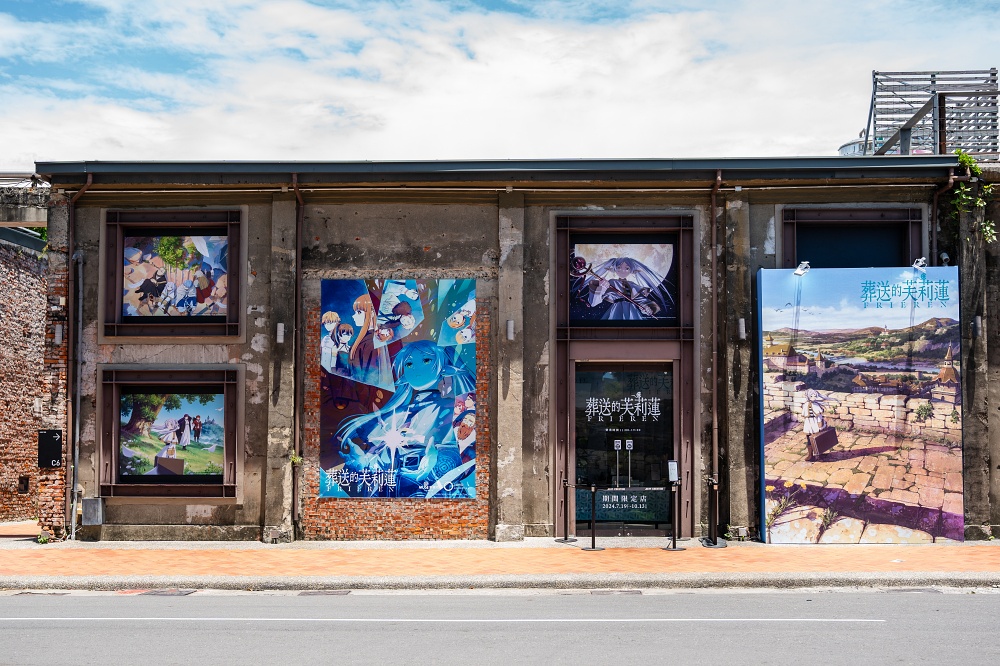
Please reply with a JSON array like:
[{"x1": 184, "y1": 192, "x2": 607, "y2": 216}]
[{"x1": 319, "y1": 278, "x2": 477, "y2": 499}]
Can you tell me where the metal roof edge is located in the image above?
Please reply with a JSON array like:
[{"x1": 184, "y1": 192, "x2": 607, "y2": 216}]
[{"x1": 34, "y1": 155, "x2": 961, "y2": 177}]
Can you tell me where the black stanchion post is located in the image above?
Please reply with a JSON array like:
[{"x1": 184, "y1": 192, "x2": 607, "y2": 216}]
[
  {"x1": 554, "y1": 478, "x2": 577, "y2": 544},
  {"x1": 700, "y1": 475, "x2": 727, "y2": 548},
  {"x1": 662, "y1": 480, "x2": 685, "y2": 552},
  {"x1": 582, "y1": 484, "x2": 603, "y2": 551}
]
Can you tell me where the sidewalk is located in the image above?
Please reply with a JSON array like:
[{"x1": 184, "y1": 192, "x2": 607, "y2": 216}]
[{"x1": 2, "y1": 523, "x2": 999, "y2": 591}]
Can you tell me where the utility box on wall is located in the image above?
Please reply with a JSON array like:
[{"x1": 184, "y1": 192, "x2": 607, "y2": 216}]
[{"x1": 81, "y1": 498, "x2": 104, "y2": 526}]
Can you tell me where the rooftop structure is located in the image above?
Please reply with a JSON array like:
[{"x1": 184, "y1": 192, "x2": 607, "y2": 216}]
[{"x1": 863, "y1": 69, "x2": 999, "y2": 161}]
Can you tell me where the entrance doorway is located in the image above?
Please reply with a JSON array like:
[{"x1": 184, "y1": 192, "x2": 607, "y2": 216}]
[{"x1": 574, "y1": 363, "x2": 675, "y2": 537}]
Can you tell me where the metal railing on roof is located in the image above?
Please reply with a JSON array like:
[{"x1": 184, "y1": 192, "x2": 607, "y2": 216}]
[{"x1": 864, "y1": 69, "x2": 999, "y2": 161}]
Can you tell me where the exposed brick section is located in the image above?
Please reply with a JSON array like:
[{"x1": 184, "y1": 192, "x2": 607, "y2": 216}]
[
  {"x1": 37, "y1": 201, "x2": 70, "y2": 537},
  {"x1": 0, "y1": 239, "x2": 47, "y2": 523},
  {"x1": 299, "y1": 291, "x2": 491, "y2": 540}
]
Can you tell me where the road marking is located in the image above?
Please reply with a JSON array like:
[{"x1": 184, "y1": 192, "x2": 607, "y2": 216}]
[{"x1": 0, "y1": 617, "x2": 886, "y2": 623}]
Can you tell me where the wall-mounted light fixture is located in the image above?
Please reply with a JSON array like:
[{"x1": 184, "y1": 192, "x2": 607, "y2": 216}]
[
  {"x1": 738, "y1": 318, "x2": 747, "y2": 341},
  {"x1": 506, "y1": 319, "x2": 515, "y2": 341},
  {"x1": 974, "y1": 315, "x2": 982, "y2": 339},
  {"x1": 793, "y1": 261, "x2": 810, "y2": 277},
  {"x1": 276, "y1": 323, "x2": 285, "y2": 344},
  {"x1": 54, "y1": 324, "x2": 63, "y2": 345},
  {"x1": 912, "y1": 257, "x2": 927, "y2": 273}
]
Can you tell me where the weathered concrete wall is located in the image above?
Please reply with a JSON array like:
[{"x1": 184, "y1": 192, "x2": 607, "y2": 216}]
[
  {"x1": 298, "y1": 200, "x2": 500, "y2": 540},
  {"x1": 71, "y1": 199, "x2": 283, "y2": 540},
  {"x1": 0, "y1": 237, "x2": 47, "y2": 522},
  {"x1": 521, "y1": 205, "x2": 553, "y2": 536},
  {"x1": 0, "y1": 186, "x2": 49, "y2": 226},
  {"x1": 721, "y1": 191, "x2": 754, "y2": 534},
  {"x1": 986, "y1": 176, "x2": 1000, "y2": 538},
  {"x1": 959, "y1": 204, "x2": 990, "y2": 539}
]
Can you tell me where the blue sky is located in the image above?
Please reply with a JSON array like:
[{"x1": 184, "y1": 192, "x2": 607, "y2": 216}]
[
  {"x1": 1, "y1": 1, "x2": 998, "y2": 170},
  {"x1": 760, "y1": 267, "x2": 961, "y2": 332}
]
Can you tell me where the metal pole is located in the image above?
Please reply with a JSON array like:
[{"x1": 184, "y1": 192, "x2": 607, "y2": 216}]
[
  {"x1": 701, "y1": 476, "x2": 727, "y2": 548},
  {"x1": 663, "y1": 481, "x2": 685, "y2": 551},
  {"x1": 582, "y1": 484, "x2": 603, "y2": 551},
  {"x1": 555, "y1": 478, "x2": 577, "y2": 543}
]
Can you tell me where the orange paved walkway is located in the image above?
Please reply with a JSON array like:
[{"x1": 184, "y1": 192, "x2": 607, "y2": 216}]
[
  {"x1": 0, "y1": 521, "x2": 41, "y2": 538},
  {"x1": 1, "y1": 544, "x2": 998, "y2": 578}
]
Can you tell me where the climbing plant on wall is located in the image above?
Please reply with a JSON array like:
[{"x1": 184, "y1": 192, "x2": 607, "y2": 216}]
[{"x1": 951, "y1": 149, "x2": 996, "y2": 244}]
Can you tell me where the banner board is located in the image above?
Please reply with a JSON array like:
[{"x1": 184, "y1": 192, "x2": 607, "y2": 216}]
[
  {"x1": 758, "y1": 267, "x2": 963, "y2": 543},
  {"x1": 318, "y1": 279, "x2": 477, "y2": 499}
]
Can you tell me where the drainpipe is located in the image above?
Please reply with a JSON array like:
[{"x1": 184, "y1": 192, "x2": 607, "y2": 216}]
[
  {"x1": 291, "y1": 174, "x2": 304, "y2": 525},
  {"x1": 708, "y1": 170, "x2": 722, "y2": 546},
  {"x1": 931, "y1": 168, "x2": 971, "y2": 266},
  {"x1": 67, "y1": 174, "x2": 91, "y2": 539}
]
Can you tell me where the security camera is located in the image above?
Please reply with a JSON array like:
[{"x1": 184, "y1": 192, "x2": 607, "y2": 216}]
[{"x1": 939, "y1": 252, "x2": 950, "y2": 266}]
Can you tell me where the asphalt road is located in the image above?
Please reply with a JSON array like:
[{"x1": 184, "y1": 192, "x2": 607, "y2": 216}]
[{"x1": 1, "y1": 588, "x2": 998, "y2": 665}]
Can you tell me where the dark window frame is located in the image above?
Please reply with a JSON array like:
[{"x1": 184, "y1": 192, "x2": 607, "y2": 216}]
[
  {"x1": 553, "y1": 214, "x2": 698, "y2": 539},
  {"x1": 103, "y1": 210, "x2": 242, "y2": 338},
  {"x1": 781, "y1": 208, "x2": 923, "y2": 269},
  {"x1": 99, "y1": 367, "x2": 240, "y2": 498},
  {"x1": 557, "y1": 215, "x2": 695, "y2": 341}
]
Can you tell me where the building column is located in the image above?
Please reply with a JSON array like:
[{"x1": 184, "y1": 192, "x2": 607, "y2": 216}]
[
  {"x1": 960, "y1": 205, "x2": 990, "y2": 538},
  {"x1": 722, "y1": 189, "x2": 754, "y2": 533},
  {"x1": 262, "y1": 195, "x2": 296, "y2": 540},
  {"x1": 492, "y1": 192, "x2": 525, "y2": 541},
  {"x1": 41, "y1": 195, "x2": 70, "y2": 537}
]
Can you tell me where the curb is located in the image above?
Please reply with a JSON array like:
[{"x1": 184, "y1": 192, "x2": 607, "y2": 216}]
[{"x1": 3, "y1": 572, "x2": 1000, "y2": 591}]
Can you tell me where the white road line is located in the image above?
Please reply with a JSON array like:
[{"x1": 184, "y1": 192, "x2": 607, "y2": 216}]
[{"x1": 0, "y1": 617, "x2": 886, "y2": 623}]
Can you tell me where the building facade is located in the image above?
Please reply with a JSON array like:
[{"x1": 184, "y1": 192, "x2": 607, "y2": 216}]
[{"x1": 27, "y1": 156, "x2": 1000, "y2": 542}]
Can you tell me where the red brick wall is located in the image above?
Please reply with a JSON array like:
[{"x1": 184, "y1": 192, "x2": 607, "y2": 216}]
[
  {"x1": 0, "y1": 239, "x2": 47, "y2": 523},
  {"x1": 299, "y1": 287, "x2": 492, "y2": 540}
]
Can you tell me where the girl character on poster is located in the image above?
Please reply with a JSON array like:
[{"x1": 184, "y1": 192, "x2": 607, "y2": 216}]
[
  {"x1": 802, "y1": 389, "x2": 838, "y2": 460},
  {"x1": 349, "y1": 293, "x2": 393, "y2": 388},
  {"x1": 573, "y1": 256, "x2": 674, "y2": 321},
  {"x1": 334, "y1": 340, "x2": 475, "y2": 497},
  {"x1": 151, "y1": 419, "x2": 180, "y2": 459}
]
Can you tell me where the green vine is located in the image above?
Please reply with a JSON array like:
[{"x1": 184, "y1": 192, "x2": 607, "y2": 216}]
[{"x1": 951, "y1": 150, "x2": 996, "y2": 244}]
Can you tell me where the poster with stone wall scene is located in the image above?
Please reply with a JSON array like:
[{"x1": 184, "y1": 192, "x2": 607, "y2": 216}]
[
  {"x1": 758, "y1": 267, "x2": 963, "y2": 543},
  {"x1": 318, "y1": 279, "x2": 477, "y2": 499}
]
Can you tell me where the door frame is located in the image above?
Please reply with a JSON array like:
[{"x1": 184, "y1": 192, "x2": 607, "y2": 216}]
[
  {"x1": 551, "y1": 212, "x2": 699, "y2": 539},
  {"x1": 569, "y1": 357, "x2": 682, "y2": 536}
]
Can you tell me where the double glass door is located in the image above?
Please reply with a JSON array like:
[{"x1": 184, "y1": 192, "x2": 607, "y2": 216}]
[{"x1": 574, "y1": 363, "x2": 675, "y2": 536}]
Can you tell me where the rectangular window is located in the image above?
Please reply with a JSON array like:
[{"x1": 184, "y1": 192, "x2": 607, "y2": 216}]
[
  {"x1": 782, "y1": 208, "x2": 922, "y2": 269},
  {"x1": 99, "y1": 368, "x2": 240, "y2": 497},
  {"x1": 103, "y1": 210, "x2": 241, "y2": 338}
]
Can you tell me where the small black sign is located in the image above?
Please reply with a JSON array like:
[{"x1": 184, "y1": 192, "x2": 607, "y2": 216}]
[{"x1": 38, "y1": 430, "x2": 63, "y2": 468}]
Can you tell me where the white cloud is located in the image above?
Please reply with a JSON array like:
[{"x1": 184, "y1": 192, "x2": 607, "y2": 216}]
[{"x1": 1, "y1": 0, "x2": 998, "y2": 169}]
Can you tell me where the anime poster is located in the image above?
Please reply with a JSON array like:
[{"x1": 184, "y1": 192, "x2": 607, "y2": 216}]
[
  {"x1": 119, "y1": 390, "x2": 225, "y2": 480},
  {"x1": 758, "y1": 267, "x2": 963, "y2": 543},
  {"x1": 122, "y1": 234, "x2": 228, "y2": 318},
  {"x1": 569, "y1": 235, "x2": 678, "y2": 326},
  {"x1": 319, "y1": 279, "x2": 477, "y2": 499}
]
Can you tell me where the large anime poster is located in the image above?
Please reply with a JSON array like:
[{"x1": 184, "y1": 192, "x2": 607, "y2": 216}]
[
  {"x1": 319, "y1": 279, "x2": 477, "y2": 499},
  {"x1": 758, "y1": 267, "x2": 963, "y2": 543},
  {"x1": 569, "y1": 234, "x2": 678, "y2": 326}
]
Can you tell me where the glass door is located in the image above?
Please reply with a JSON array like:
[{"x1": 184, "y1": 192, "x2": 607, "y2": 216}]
[{"x1": 574, "y1": 363, "x2": 674, "y2": 536}]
